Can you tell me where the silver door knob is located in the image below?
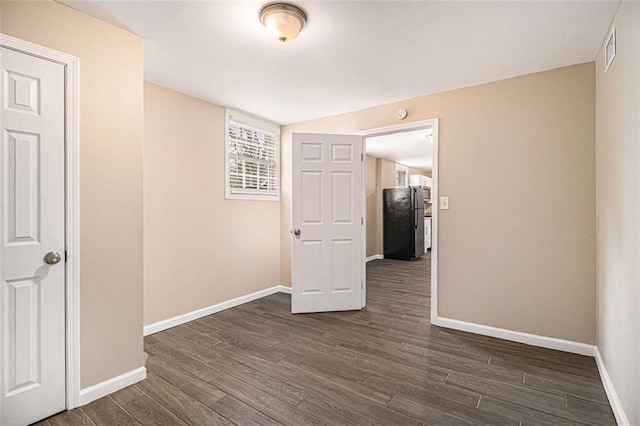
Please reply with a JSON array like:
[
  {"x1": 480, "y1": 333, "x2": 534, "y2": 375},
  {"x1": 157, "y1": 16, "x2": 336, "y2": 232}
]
[
  {"x1": 44, "y1": 251, "x2": 62, "y2": 265},
  {"x1": 293, "y1": 229, "x2": 301, "y2": 236}
]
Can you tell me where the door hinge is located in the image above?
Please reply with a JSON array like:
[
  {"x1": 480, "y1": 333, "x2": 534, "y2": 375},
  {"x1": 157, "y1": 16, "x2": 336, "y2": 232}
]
[
  {"x1": 361, "y1": 217, "x2": 364, "y2": 225},
  {"x1": 361, "y1": 153, "x2": 364, "y2": 161},
  {"x1": 361, "y1": 281, "x2": 364, "y2": 289},
  {"x1": 64, "y1": 249, "x2": 68, "y2": 262}
]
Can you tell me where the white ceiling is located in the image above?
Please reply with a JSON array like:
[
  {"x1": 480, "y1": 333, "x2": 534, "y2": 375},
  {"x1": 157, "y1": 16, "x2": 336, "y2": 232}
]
[
  {"x1": 366, "y1": 128, "x2": 433, "y2": 172},
  {"x1": 60, "y1": 0, "x2": 618, "y2": 125}
]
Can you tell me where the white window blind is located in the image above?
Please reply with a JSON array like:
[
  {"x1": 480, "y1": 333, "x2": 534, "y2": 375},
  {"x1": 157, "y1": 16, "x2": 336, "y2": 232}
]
[{"x1": 226, "y1": 114, "x2": 279, "y2": 200}]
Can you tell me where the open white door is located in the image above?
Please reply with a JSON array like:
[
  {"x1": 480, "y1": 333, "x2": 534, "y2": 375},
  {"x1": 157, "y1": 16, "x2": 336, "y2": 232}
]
[
  {"x1": 291, "y1": 133, "x2": 364, "y2": 313},
  {"x1": 1, "y1": 47, "x2": 66, "y2": 425}
]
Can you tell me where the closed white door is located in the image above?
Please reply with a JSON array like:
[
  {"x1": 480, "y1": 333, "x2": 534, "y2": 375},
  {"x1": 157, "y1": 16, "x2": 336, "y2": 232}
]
[
  {"x1": 291, "y1": 133, "x2": 364, "y2": 313},
  {"x1": 1, "y1": 47, "x2": 66, "y2": 425}
]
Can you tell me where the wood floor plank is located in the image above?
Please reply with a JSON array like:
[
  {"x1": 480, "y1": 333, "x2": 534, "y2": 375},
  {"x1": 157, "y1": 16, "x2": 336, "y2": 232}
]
[
  {"x1": 364, "y1": 374, "x2": 480, "y2": 408},
  {"x1": 82, "y1": 396, "x2": 138, "y2": 426},
  {"x1": 446, "y1": 372, "x2": 611, "y2": 424},
  {"x1": 46, "y1": 409, "x2": 94, "y2": 426},
  {"x1": 121, "y1": 394, "x2": 188, "y2": 425},
  {"x1": 110, "y1": 385, "x2": 145, "y2": 406},
  {"x1": 279, "y1": 356, "x2": 393, "y2": 406},
  {"x1": 296, "y1": 397, "x2": 373, "y2": 426},
  {"x1": 387, "y1": 394, "x2": 481, "y2": 426},
  {"x1": 208, "y1": 395, "x2": 282, "y2": 426},
  {"x1": 565, "y1": 394, "x2": 617, "y2": 425},
  {"x1": 136, "y1": 373, "x2": 228, "y2": 425},
  {"x1": 167, "y1": 325, "x2": 222, "y2": 347},
  {"x1": 446, "y1": 372, "x2": 566, "y2": 410},
  {"x1": 201, "y1": 349, "x2": 310, "y2": 406},
  {"x1": 420, "y1": 348, "x2": 525, "y2": 384},
  {"x1": 523, "y1": 371, "x2": 610, "y2": 403},
  {"x1": 211, "y1": 373, "x2": 325, "y2": 426},
  {"x1": 145, "y1": 341, "x2": 224, "y2": 381},
  {"x1": 277, "y1": 342, "x2": 373, "y2": 383},
  {"x1": 145, "y1": 355, "x2": 226, "y2": 406},
  {"x1": 478, "y1": 395, "x2": 578, "y2": 426}
]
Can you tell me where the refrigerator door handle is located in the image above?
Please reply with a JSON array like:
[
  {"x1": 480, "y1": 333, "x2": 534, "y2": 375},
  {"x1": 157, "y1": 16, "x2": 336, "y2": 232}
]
[{"x1": 414, "y1": 188, "x2": 419, "y2": 229}]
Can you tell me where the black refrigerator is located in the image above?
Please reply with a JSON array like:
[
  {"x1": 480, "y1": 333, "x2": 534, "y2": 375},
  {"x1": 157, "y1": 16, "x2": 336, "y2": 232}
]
[{"x1": 383, "y1": 187, "x2": 425, "y2": 260}]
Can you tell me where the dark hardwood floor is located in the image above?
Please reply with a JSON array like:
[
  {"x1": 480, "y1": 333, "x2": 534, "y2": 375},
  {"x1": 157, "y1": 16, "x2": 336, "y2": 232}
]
[{"x1": 37, "y1": 254, "x2": 616, "y2": 425}]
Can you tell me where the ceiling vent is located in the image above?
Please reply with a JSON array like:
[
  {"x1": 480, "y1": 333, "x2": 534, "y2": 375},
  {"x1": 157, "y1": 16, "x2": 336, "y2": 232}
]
[{"x1": 605, "y1": 26, "x2": 616, "y2": 71}]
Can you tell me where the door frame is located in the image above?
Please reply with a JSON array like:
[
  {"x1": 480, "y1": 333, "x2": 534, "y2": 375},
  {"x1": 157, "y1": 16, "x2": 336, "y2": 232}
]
[
  {"x1": 358, "y1": 118, "x2": 440, "y2": 323},
  {"x1": 0, "y1": 34, "x2": 81, "y2": 410}
]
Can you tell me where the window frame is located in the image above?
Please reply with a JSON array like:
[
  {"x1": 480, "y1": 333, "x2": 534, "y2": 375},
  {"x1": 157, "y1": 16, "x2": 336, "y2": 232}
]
[
  {"x1": 395, "y1": 163, "x2": 409, "y2": 188},
  {"x1": 225, "y1": 108, "x2": 281, "y2": 201}
]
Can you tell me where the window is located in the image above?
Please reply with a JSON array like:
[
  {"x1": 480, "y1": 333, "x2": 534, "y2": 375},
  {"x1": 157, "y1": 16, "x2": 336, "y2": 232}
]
[
  {"x1": 395, "y1": 163, "x2": 409, "y2": 188},
  {"x1": 225, "y1": 109, "x2": 280, "y2": 200}
]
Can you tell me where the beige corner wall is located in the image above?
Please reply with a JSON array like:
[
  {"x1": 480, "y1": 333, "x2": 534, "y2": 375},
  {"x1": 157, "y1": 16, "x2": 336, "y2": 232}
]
[
  {"x1": 366, "y1": 157, "x2": 410, "y2": 257},
  {"x1": 144, "y1": 83, "x2": 280, "y2": 326},
  {"x1": 407, "y1": 167, "x2": 429, "y2": 178},
  {"x1": 365, "y1": 155, "x2": 377, "y2": 257},
  {"x1": 1, "y1": 1, "x2": 145, "y2": 387},
  {"x1": 281, "y1": 63, "x2": 596, "y2": 344},
  {"x1": 595, "y1": 1, "x2": 640, "y2": 423},
  {"x1": 376, "y1": 158, "x2": 396, "y2": 255}
]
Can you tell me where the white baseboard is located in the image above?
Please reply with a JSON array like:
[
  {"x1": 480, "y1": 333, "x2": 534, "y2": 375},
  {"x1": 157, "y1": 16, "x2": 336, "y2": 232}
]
[
  {"x1": 79, "y1": 367, "x2": 146, "y2": 406},
  {"x1": 144, "y1": 285, "x2": 291, "y2": 336},
  {"x1": 278, "y1": 285, "x2": 292, "y2": 294},
  {"x1": 432, "y1": 316, "x2": 596, "y2": 356},
  {"x1": 595, "y1": 348, "x2": 630, "y2": 426},
  {"x1": 366, "y1": 254, "x2": 383, "y2": 262}
]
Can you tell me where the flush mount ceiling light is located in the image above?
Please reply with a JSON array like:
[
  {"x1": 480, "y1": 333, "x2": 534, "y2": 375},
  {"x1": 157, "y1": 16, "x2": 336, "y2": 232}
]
[{"x1": 260, "y1": 3, "x2": 307, "y2": 43}]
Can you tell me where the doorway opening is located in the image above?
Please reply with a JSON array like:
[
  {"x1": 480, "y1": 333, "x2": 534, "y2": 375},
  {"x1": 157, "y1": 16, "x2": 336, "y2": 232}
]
[{"x1": 360, "y1": 119, "x2": 439, "y2": 323}]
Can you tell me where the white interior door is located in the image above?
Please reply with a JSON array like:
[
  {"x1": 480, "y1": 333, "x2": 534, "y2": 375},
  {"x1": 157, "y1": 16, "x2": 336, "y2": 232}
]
[
  {"x1": 1, "y1": 47, "x2": 66, "y2": 425},
  {"x1": 291, "y1": 133, "x2": 364, "y2": 313}
]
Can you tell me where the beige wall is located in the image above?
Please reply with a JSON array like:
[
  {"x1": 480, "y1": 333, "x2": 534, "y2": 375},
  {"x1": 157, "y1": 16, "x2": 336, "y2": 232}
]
[
  {"x1": 595, "y1": 1, "x2": 640, "y2": 423},
  {"x1": 144, "y1": 83, "x2": 280, "y2": 326},
  {"x1": 281, "y1": 63, "x2": 596, "y2": 344},
  {"x1": 366, "y1": 157, "x2": 415, "y2": 257},
  {"x1": 1, "y1": 1, "x2": 145, "y2": 387}
]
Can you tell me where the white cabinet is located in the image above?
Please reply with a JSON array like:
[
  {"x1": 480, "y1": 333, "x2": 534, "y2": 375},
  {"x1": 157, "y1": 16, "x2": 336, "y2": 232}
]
[
  {"x1": 409, "y1": 174, "x2": 432, "y2": 188},
  {"x1": 424, "y1": 217, "x2": 432, "y2": 252}
]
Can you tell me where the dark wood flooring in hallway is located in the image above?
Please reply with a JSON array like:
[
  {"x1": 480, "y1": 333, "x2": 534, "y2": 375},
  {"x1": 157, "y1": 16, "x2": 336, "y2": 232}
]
[{"x1": 37, "y1": 255, "x2": 616, "y2": 425}]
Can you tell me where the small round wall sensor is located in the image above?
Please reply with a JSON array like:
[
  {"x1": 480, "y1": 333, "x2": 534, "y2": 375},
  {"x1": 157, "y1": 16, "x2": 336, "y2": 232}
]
[{"x1": 396, "y1": 109, "x2": 408, "y2": 120}]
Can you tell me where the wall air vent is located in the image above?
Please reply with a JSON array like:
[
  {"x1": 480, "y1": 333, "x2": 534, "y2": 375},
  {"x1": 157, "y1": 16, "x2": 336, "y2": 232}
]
[{"x1": 605, "y1": 26, "x2": 616, "y2": 71}]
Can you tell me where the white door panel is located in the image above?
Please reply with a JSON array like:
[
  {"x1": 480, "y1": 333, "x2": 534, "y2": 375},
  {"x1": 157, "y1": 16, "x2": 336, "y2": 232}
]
[
  {"x1": 292, "y1": 133, "x2": 364, "y2": 313},
  {"x1": 1, "y1": 47, "x2": 66, "y2": 426}
]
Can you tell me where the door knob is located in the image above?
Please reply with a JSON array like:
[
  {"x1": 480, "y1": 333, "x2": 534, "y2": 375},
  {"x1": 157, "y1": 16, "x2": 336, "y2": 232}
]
[
  {"x1": 293, "y1": 229, "x2": 301, "y2": 236},
  {"x1": 44, "y1": 251, "x2": 62, "y2": 265}
]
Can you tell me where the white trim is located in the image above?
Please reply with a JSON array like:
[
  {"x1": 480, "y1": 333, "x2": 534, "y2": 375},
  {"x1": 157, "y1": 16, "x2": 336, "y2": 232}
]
[
  {"x1": 278, "y1": 285, "x2": 292, "y2": 294},
  {"x1": 595, "y1": 348, "x2": 630, "y2": 426},
  {"x1": 0, "y1": 34, "x2": 81, "y2": 410},
  {"x1": 366, "y1": 254, "x2": 383, "y2": 262},
  {"x1": 432, "y1": 316, "x2": 596, "y2": 356},
  {"x1": 430, "y1": 119, "x2": 439, "y2": 323},
  {"x1": 144, "y1": 285, "x2": 291, "y2": 336},
  {"x1": 78, "y1": 367, "x2": 146, "y2": 407},
  {"x1": 357, "y1": 119, "x2": 436, "y2": 137},
  {"x1": 359, "y1": 118, "x2": 440, "y2": 322},
  {"x1": 227, "y1": 108, "x2": 280, "y2": 133},
  {"x1": 361, "y1": 141, "x2": 367, "y2": 308}
]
